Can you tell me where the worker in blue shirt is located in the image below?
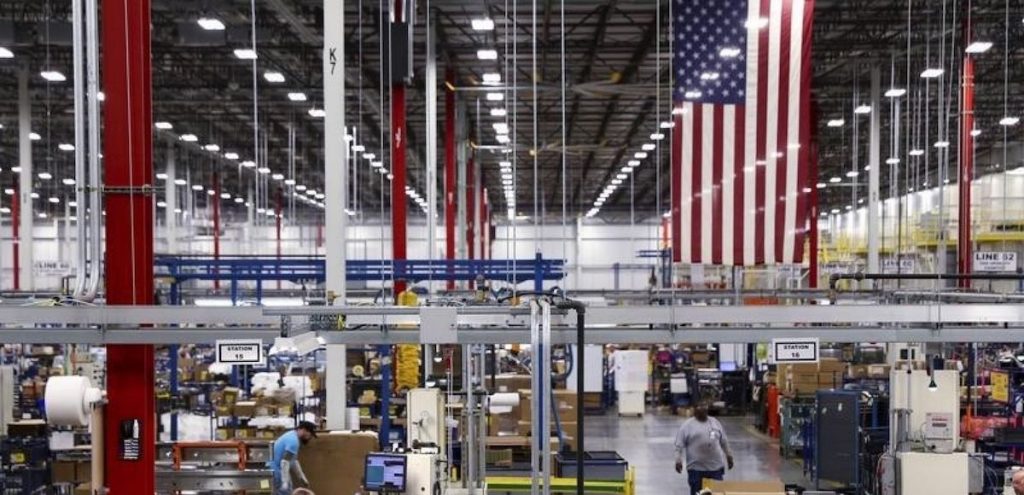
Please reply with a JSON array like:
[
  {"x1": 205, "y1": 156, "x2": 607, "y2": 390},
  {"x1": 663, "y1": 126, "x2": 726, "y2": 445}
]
[{"x1": 271, "y1": 421, "x2": 318, "y2": 494}]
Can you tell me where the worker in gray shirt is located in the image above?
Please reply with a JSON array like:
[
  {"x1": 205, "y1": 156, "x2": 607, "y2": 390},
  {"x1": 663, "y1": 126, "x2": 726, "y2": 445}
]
[{"x1": 674, "y1": 403, "x2": 734, "y2": 495}]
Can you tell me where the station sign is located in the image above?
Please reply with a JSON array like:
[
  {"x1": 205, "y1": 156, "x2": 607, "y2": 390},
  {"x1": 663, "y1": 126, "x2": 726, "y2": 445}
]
[
  {"x1": 215, "y1": 339, "x2": 265, "y2": 365},
  {"x1": 771, "y1": 338, "x2": 819, "y2": 364}
]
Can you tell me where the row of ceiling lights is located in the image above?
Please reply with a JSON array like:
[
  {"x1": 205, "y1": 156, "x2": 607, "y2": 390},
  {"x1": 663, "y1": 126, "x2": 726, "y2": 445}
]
[{"x1": 585, "y1": 123, "x2": 669, "y2": 218}]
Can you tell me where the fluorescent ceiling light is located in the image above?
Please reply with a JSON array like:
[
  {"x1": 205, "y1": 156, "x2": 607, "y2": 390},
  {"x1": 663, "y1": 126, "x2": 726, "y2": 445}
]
[
  {"x1": 363, "y1": 153, "x2": 376, "y2": 160},
  {"x1": 352, "y1": 144, "x2": 366, "y2": 152},
  {"x1": 371, "y1": 161, "x2": 383, "y2": 168},
  {"x1": 263, "y1": 71, "x2": 285, "y2": 83},
  {"x1": 0, "y1": 48, "x2": 13, "y2": 58},
  {"x1": 650, "y1": 133, "x2": 665, "y2": 140},
  {"x1": 493, "y1": 122, "x2": 509, "y2": 134},
  {"x1": 96, "y1": 91, "x2": 105, "y2": 101},
  {"x1": 197, "y1": 17, "x2": 226, "y2": 30},
  {"x1": 660, "y1": 121, "x2": 675, "y2": 129},
  {"x1": 272, "y1": 173, "x2": 284, "y2": 181},
  {"x1": 192, "y1": 184, "x2": 204, "y2": 191},
  {"x1": 611, "y1": 179, "x2": 623, "y2": 185},
  {"x1": 719, "y1": 47, "x2": 741, "y2": 58},
  {"x1": 156, "y1": 201, "x2": 166, "y2": 208},
  {"x1": 29, "y1": 132, "x2": 41, "y2": 141},
  {"x1": 179, "y1": 134, "x2": 198, "y2": 142},
  {"x1": 970, "y1": 129, "x2": 982, "y2": 137},
  {"x1": 854, "y1": 105, "x2": 871, "y2": 114},
  {"x1": 490, "y1": 108, "x2": 507, "y2": 117},
  {"x1": 920, "y1": 68, "x2": 944, "y2": 78},
  {"x1": 224, "y1": 152, "x2": 239, "y2": 160},
  {"x1": 234, "y1": 197, "x2": 244, "y2": 204},
  {"x1": 240, "y1": 160, "x2": 256, "y2": 168},
  {"x1": 846, "y1": 170, "x2": 859, "y2": 178},
  {"x1": 486, "y1": 92, "x2": 504, "y2": 101},
  {"x1": 257, "y1": 167, "x2": 271, "y2": 174},
  {"x1": 909, "y1": 149, "x2": 924, "y2": 156},
  {"x1": 287, "y1": 92, "x2": 307, "y2": 101},
  {"x1": 155, "y1": 122, "x2": 173, "y2": 130},
  {"x1": 641, "y1": 143, "x2": 656, "y2": 151},
  {"x1": 40, "y1": 71, "x2": 66, "y2": 82},
  {"x1": 220, "y1": 192, "x2": 231, "y2": 199},
  {"x1": 308, "y1": 107, "x2": 326, "y2": 118},
  {"x1": 672, "y1": 107, "x2": 687, "y2": 116},
  {"x1": 284, "y1": 179, "x2": 296, "y2": 185},
  {"x1": 829, "y1": 177, "x2": 841, "y2": 183},
  {"x1": 634, "y1": 152, "x2": 648, "y2": 159},
  {"x1": 816, "y1": 182, "x2": 826, "y2": 189},
  {"x1": 174, "y1": 178, "x2": 187, "y2": 186},
  {"x1": 295, "y1": 184, "x2": 307, "y2": 191},
  {"x1": 207, "y1": 190, "x2": 216, "y2": 196},
  {"x1": 156, "y1": 173, "x2": 168, "y2": 180},
  {"x1": 58, "y1": 143, "x2": 75, "y2": 151},
  {"x1": 496, "y1": 135, "x2": 510, "y2": 144},
  {"x1": 37, "y1": 172, "x2": 52, "y2": 180},
  {"x1": 482, "y1": 72, "x2": 501, "y2": 84},
  {"x1": 62, "y1": 178, "x2": 76, "y2": 186},
  {"x1": 965, "y1": 41, "x2": 993, "y2": 54},
  {"x1": 477, "y1": 49, "x2": 498, "y2": 60},
  {"x1": 1000, "y1": 116, "x2": 1020, "y2": 126},
  {"x1": 934, "y1": 140, "x2": 950, "y2": 148},
  {"x1": 472, "y1": 18, "x2": 495, "y2": 30},
  {"x1": 886, "y1": 157, "x2": 900, "y2": 165},
  {"x1": 884, "y1": 88, "x2": 906, "y2": 98},
  {"x1": 628, "y1": 160, "x2": 640, "y2": 166},
  {"x1": 616, "y1": 173, "x2": 628, "y2": 180},
  {"x1": 204, "y1": 144, "x2": 220, "y2": 152},
  {"x1": 48, "y1": 197, "x2": 59, "y2": 204},
  {"x1": 233, "y1": 48, "x2": 258, "y2": 60}
]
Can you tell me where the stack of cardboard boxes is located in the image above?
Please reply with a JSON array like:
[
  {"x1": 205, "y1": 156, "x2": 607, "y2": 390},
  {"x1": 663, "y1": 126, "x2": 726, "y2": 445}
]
[
  {"x1": 487, "y1": 388, "x2": 580, "y2": 452},
  {"x1": 778, "y1": 358, "x2": 846, "y2": 396}
]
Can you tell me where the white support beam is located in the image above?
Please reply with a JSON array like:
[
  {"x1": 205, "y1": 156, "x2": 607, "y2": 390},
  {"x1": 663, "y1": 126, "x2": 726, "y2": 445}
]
[
  {"x1": 868, "y1": 68, "x2": 881, "y2": 279},
  {"x1": 18, "y1": 69, "x2": 33, "y2": 291},
  {"x1": 323, "y1": 0, "x2": 348, "y2": 431},
  {"x1": 165, "y1": 139, "x2": 177, "y2": 253}
]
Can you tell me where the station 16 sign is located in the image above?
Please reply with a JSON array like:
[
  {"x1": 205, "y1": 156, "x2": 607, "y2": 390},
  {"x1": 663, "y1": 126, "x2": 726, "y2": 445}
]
[{"x1": 973, "y1": 252, "x2": 1017, "y2": 273}]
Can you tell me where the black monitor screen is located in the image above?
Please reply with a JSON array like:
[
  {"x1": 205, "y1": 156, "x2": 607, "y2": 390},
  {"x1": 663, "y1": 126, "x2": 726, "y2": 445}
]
[{"x1": 364, "y1": 453, "x2": 407, "y2": 492}]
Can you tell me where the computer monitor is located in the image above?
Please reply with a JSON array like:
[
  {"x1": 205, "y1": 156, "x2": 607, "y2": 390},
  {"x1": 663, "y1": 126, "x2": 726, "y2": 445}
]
[
  {"x1": 719, "y1": 361, "x2": 738, "y2": 372},
  {"x1": 363, "y1": 453, "x2": 408, "y2": 493}
]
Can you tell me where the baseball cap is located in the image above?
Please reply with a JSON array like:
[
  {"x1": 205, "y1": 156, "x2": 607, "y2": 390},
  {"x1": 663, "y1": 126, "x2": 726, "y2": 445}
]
[{"x1": 298, "y1": 421, "x2": 318, "y2": 438}]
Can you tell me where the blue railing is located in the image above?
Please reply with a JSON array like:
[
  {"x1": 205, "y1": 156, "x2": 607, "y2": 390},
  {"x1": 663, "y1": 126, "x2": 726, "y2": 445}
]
[{"x1": 154, "y1": 255, "x2": 565, "y2": 285}]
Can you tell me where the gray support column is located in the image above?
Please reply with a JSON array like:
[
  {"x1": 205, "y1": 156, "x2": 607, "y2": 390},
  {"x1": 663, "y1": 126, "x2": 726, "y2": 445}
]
[
  {"x1": 425, "y1": 15, "x2": 438, "y2": 296},
  {"x1": 324, "y1": 0, "x2": 348, "y2": 430},
  {"x1": 165, "y1": 140, "x2": 177, "y2": 253},
  {"x1": 18, "y1": 69, "x2": 33, "y2": 291},
  {"x1": 457, "y1": 101, "x2": 468, "y2": 260},
  {"x1": 868, "y1": 68, "x2": 881, "y2": 277}
]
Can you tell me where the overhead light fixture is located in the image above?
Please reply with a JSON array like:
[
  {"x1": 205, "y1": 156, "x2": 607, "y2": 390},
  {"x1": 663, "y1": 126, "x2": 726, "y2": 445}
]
[
  {"x1": 854, "y1": 105, "x2": 871, "y2": 114},
  {"x1": 934, "y1": 140, "x2": 950, "y2": 148},
  {"x1": 257, "y1": 167, "x2": 271, "y2": 174},
  {"x1": 197, "y1": 17, "x2": 226, "y2": 30},
  {"x1": 296, "y1": 184, "x2": 307, "y2": 191},
  {"x1": 363, "y1": 153, "x2": 376, "y2": 160},
  {"x1": 886, "y1": 157, "x2": 900, "y2": 165},
  {"x1": 204, "y1": 144, "x2": 220, "y2": 152},
  {"x1": 240, "y1": 160, "x2": 256, "y2": 168},
  {"x1": 352, "y1": 144, "x2": 366, "y2": 152},
  {"x1": 40, "y1": 70, "x2": 66, "y2": 82},
  {"x1": 490, "y1": 108, "x2": 507, "y2": 117},
  {"x1": 224, "y1": 152, "x2": 239, "y2": 160},
  {"x1": 234, "y1": 197, "x2": 244, "y2": 204},
  {"x1": 920, "y1": 68, "x2": 944, "y2": 79},
  {"x1": 263, "y1": 71, "x2": 285, "y2": 83},
  {"x1": 48, "y1": 197, "x2": 59, "y2": 204},
  {"x1": 971, "y1": 129, "x2": 982, "y2": 137},
  {"x1": 220, "y1": 192, "x2": 231, "y2": 199},
  {"x1": 371, "y1": 161, "x2": 383, "y2": 168},
  {"x1": 173, "y1": 178, "x2": 187, "y2": 186},
  {"x1": 628, "y1": 160, "x2": 640, "y2": 167},
  {"x1": 660, "y1": 121, "x2": 675, "y2": 129},
  {"x1": 672, "y1": 107, "x2": 687, "y2": 116},
  {"x1": 288, "y1": 92, "x2": 308, "y2": 102},
  {"x1": 621, "y1": 166, "x2": 632, "y2": 173},
  {"x1": 641, "y1": 143, "x2": 656, "y2": 151},
  {"x1": 482, "y1": 72, "x2": 501, "y2": 84},
  {"x1": 37, "y1": 172, "x2": 52, "y2": 180},
  {"x1": 611, "y1": 179, "x2": 623, "y2": 185},
  {"x1": 1000, "y1": 116, "x2": 1020, "y2": 126},
  {"x1": 472, "y1": 17, "x2": 495, "y2": 31},
  {"x1": 719, "y1": 47, "x2": 741, "y2": 58},
  {"x1": 816, "y1": 182, "x2": 826, "y2": 189},
  {"x1": 496, "y1": 135, "x2": 510, "y2": 144},
  {"x1": 179, "y1": 134, "x2": 198, "y2": 142},
  {"x1": 884, "y1": 88, "x2": 906, "y2": 98},
  {"x1": 493, "y1": 122, "x2": 509, "y2": 134},
  {"x1": 650, "y1": 133, "x2": 665, "y2": 140},
  {"x1": 829, "y1": 177, "x2": 841, "y2": 183},
  {"x1": 155, "y1": 122, "x2": 173, "y2": 130},
  {"x1": 965, "y1": 41, "x2": 993, "y2": 54},
  {"x1": 308, "y1": 107, "x2": 326, "y2": 118},
  {"x1": 62, "y1": 178, "x2": 76, "y2": 186},
  {"x1": 616, "y1": 173, "x2": 628, "y2": 180},
  {"x1": 192, "y1": 184, "x2": 204, "y2": 191},
  {"x1": 29, "y1": 132, "x2": 41, "y2": 141},
  {"x1": 58, "y1": 143, "x2": 75, "y2": 151},
  {"x1": 634, "y1": 152, "x2": 648, "y2": 159},
  {"x1": 156, "y1": 201, "x2": 167, "y2": 208},
  {"x1": 285, "y1": 179, "x2": 296, "y2": 185},
  {"x1": 0, "y1": 47, "x2": 13, "y2": 58},
  {"x1": 486, "y1": 92, "x2": 504, "y2": 101},
  {"x1": 207, "y1": 190, "x2": 215, "y2": 196},
  {"x1": 909, "y1": 149, "x2": 924, "y2": 156},
  {"x1": 233, "y1": 48, "x2": 258, "y2": 60},
  {"x1": 477, "y1": 49, "x2": 498, "y2": 60},
  {"x1": 272, "y1": 173, "x2": 284, "y2": 181},
  {"x1": 96, "y1": 91, "x2": 105, "y2": 102},
  {"x1": 846, "y1": 170, "x2": 859, "y2": 178},
  {"x1": 156, "y1": 173, "x2": 168, "y2": 180}
]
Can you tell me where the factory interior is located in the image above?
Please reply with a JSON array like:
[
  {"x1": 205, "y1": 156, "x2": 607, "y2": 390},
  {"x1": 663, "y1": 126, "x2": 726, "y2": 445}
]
[{"x1": 6, "y1": 0, "x2": 1024, "y2": 494}]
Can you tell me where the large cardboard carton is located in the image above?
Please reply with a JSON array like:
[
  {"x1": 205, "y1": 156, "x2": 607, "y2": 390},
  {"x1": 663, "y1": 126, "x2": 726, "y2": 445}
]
[{"x1": 298, "y1": 431, "x2": 379, "y2": 495}]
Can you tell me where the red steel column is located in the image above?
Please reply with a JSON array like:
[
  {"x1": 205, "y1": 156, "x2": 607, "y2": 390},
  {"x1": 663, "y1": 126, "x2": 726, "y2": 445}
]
[
  {"x1": 480, "y1": 186, "x2": 488, "y2": 260},
  {"x1": 213, "y1": 173, "x2": 221, "y2": 290},
  {"x1": 390, "y1": 0, "x2": 408, "y2": 295},
  {"x1": 444, "y1": 68, "x2": 456, "y2": 290},
  {"x1": 11, "y1": 186, "x2": 18, "y2": 290},
  {"x1": 958, "y1": 20, "x2": 975, "y2": 286},
  {"x1": 102, "y1": 0, "x2": 156, "y2": 491},
  {"x1": 466, "y1": 156, "x2": 475, "y2": 260}
]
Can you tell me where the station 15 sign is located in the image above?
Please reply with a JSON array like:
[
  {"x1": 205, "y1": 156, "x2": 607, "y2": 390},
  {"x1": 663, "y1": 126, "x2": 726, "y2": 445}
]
[
  {"x1": 973, "y1": 252, "x2": 1017, "y2": 273},
  {"x1": 772, "y1": 338, "x2": 819, "y2": 364},
  {"x1": 216, "y1": 339, "x2": 265, "y2": 365}
]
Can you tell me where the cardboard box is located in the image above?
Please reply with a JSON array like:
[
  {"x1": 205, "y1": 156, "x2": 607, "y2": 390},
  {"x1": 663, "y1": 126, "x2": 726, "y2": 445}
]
[
  {"x1": 298, "y1": 432, "x2": 379, "y2": 495},
  {"x1": 519, "y1": 390, "x2": 578, "y2": 423},
  {"x1": 705, "y1": 479, "x2": 785, "y2": 494},
  {"x1": 868, "y1": 364, "x2": 891, "y2": 378},
  {"x1": 233, "y1": 401, "x2": 257, "y2": 418},
  {"x1": 52, "y1": 460, "x2": 77, "y2": 484},
  {"x1": 848, "y1": 364, "x2": 868, "y2": 380},
  {"x1": 494, "y1": 374, "x2": 533, "y2": 394}
]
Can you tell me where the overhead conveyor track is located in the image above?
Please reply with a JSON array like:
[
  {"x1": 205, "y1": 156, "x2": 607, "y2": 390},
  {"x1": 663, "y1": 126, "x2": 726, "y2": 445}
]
[{"x1": 1, "y1": 303, "x2": 1024, "y2": 344}]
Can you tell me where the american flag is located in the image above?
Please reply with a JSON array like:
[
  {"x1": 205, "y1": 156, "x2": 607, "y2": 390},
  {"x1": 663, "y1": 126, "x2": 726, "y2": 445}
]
[{"x1": 671, "y1": 0, "x2": 815, "y2": 265}]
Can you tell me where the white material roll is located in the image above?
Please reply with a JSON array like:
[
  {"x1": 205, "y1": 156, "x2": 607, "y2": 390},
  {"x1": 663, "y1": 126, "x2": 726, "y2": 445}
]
[
  {"x1": 45, "y1": 376, "x2": 101, "y2": 427},
  {"x1": 347, "y1": 407, "x2": 361, "y2": 431},
  {"x1": 489, "y1": 392, "x2": 521, "y2": 414}
]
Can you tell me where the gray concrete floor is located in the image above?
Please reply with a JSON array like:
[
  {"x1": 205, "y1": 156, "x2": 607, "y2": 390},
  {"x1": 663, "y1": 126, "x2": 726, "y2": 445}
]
[{"x1": 584, "y1": 412, "x2": 812, "y2": 494}]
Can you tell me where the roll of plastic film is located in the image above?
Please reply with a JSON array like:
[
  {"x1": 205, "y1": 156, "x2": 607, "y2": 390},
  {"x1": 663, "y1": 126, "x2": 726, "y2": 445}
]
[{"x1": 45, "y1": 376, "x2": 99, "y2": 426}]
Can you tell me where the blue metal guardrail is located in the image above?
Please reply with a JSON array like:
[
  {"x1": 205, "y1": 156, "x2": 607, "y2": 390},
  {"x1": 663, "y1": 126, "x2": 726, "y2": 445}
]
[{"x1": 154, "y1": 255, "x2": 565, "y2": 285}]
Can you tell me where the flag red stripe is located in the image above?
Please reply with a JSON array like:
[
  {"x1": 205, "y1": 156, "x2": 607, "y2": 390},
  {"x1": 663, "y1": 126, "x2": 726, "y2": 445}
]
[
  {"x1": 712, "y1": 106, "x2": 724, "y2": 264},
  {"x1": 754, "y1": 0, "x2": 770, "y2": 265},
  {"x1": 773, "y1": 0, "x2": 793, "y2": 263},
  {"x1": 794, "y1": 1, "x2": 815, "y2": 263},
  {"x1": 691, "y1": 105, "x2": 703, "y2": 262},
  {"x1": 734, "y1": 106, "x2": 746, "y2": 266},
  {"x1": 672, "y1": 109, "x2": 683, "y2": 263}
]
